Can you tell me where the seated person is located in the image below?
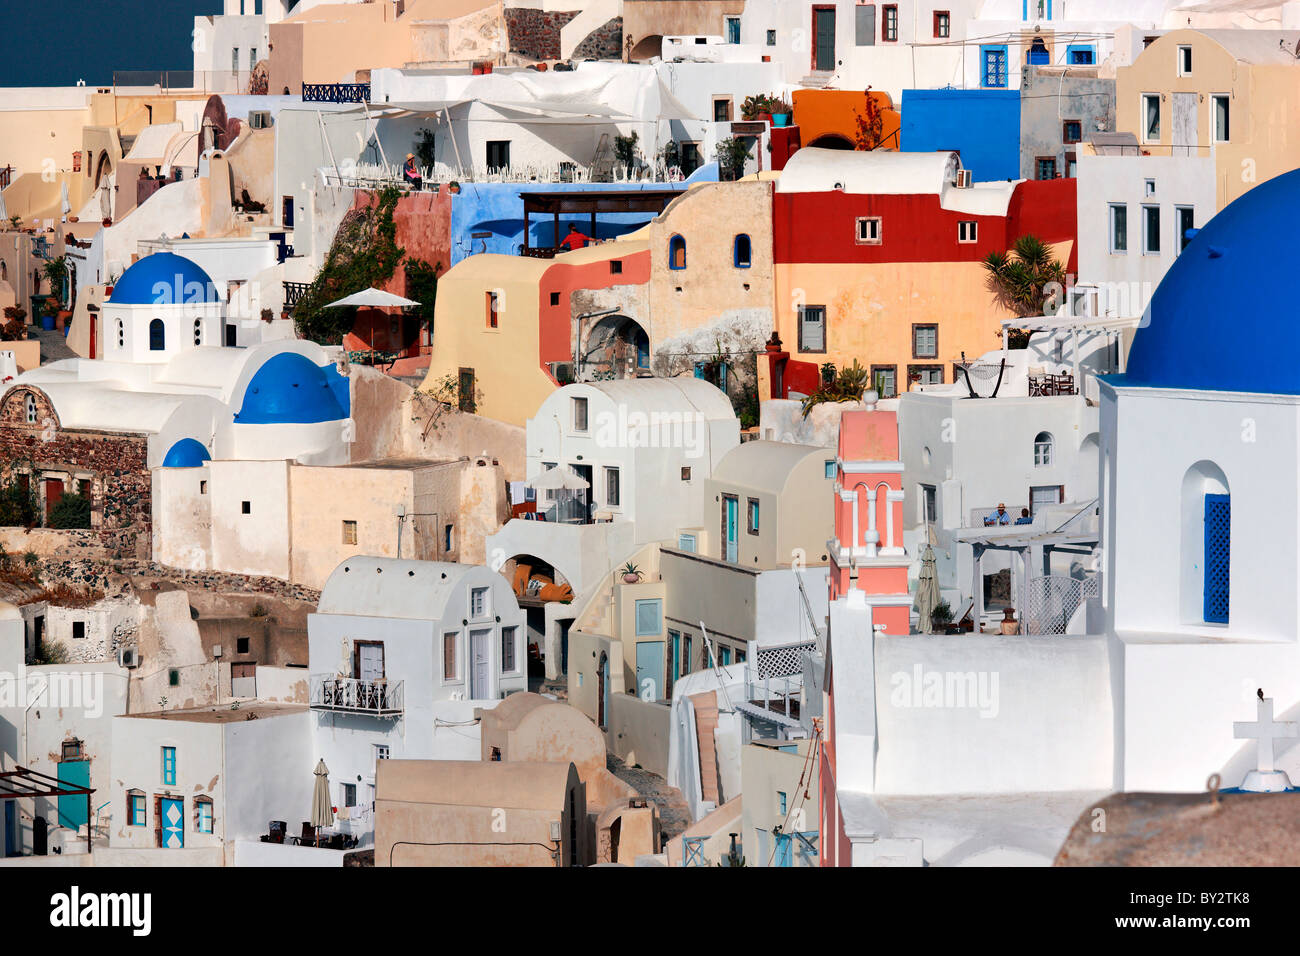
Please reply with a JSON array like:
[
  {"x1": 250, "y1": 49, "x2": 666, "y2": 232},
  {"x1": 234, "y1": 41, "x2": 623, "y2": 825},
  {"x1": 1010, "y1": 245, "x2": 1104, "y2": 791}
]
[
  {"x1": 984, "y1": 502, "x2": 1012, "y2": 526},
  {"x1": 559, "y1": 223, "x2": 590, "y2": 251},
  {"x1": 1014, "y1": 507, "x2": 1033, "y2": 525},
  {"x1": 402, "y1": 153, "x2": 422, "y2": 190}
]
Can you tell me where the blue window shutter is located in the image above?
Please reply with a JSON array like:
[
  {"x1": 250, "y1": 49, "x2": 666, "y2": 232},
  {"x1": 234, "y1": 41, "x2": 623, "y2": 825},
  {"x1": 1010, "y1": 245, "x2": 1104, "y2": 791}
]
[
  {"x1": 1203, "y1": 494, "x2": 1230, "y2": 623},
  {"x1": 635, "y1": 599, "x2": 662, "y2": 636}
]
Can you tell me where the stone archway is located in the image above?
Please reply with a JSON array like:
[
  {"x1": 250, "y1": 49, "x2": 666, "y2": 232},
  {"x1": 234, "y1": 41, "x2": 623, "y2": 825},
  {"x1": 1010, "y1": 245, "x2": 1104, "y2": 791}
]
[
  {"x1": 93, "y1": 151, "x2": 112, "y2": 189},
  {"x1": 629, "y1": 34, "x2": 664, "y2": 62},
  {"x1": 808, "y1": 134, "x2": 854, "y2": 150},
  {"x1": 580, "y1": 313, "x2": 650, "y2": 380}
]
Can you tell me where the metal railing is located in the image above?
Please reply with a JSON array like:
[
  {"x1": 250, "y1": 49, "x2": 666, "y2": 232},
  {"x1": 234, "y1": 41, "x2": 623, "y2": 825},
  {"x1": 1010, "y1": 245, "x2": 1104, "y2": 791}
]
[
  {"x1": 302, "y1": 83, "x2": 370, "y2": 103},
  {"x1": 113, "y1": 70, "x2": 256, "y2": 94},
  {"x1": 310, "y1": 675, "x2": 404, "y2": 717},
  {"x1": 283, "y1": 280, "x2": 311, "y2": 310}
]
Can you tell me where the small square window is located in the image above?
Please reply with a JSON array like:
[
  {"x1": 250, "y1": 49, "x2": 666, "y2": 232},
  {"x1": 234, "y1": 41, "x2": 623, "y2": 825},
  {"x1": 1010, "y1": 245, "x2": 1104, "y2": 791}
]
[
  {"x1": 766, "y1": 29, "x2": 776, "y2": 46},
  {"x1": 634, "y1": 599, "x2": 662, "y2": 636},
  {"x1": 241, "y1": 501, "x2": 251, "y2": 514},
  {"x1": 681, "y1": 466, "x2": 692, "y2": 481},
  {"x1": 855, "y1": 216, "x2": 882, "y2": 244},
  {"x1": 934, "y1": 11, "x2": 950, "y2": 38},
  {"x1": 375, "y1": 744, "x2": 390, "y2": 761},
  {"x1": 1036, "y1": 157, "x2": 1057, "y2": 180},
  {"x1": 199, "y1": 480, "x2": 207, "y2": 494},
  {"x1": 236, "y1": 636, "x2": 250, "y2": 654},
  {"x1": 882, "y1": 5, "x2": 898, "y2": 42},
  {"x1": 342, "y1": 519, "x2": 357, "y2": 545},
  {"x1": 341, "y1": 782, "x2": 356, "y2": 808},
  {"x1": 677, "y1": 533, "x2": 697, "y2": 553},
  {"x1": 1062, "y1": 120, "x2": 1081, "y2": 144},
  {"x1": 572, "y1": 396, "x2": 588, "y2": 432},
  {"x1": 72, "y1": 621, "x2": 86, "y2": 640},
  {"x1": 958, "y1": 221, "x2": 978, "y2": 243},
  {"x1": 609, "y1": 260, "x2": 622, "y2": 275},
  {"x1": 1145, "y1": 179, "x2": 1156, "y2": 197},
  {"x1": 824, "y1": 460, "x2": 835, "y2": 479},
  {"x1": 128, "y1": 792, "x2": 146, "y2": 826},
  {"x1": 913, "y1": 324, "x2": 938, "y2": 359},
  {"x1": 550, "y1": 291, "x2": 560, "y2": 306},
  {"x1": 470, "y1": 586, "x2": 489, "y2": 619},
  {"x1": 62, "y1": 739, "x2": 83, "y2": 760},
  {"x1": 1177, "y1": 45, "x2": 1192, "y2": 76},
  {"x1": 169, "y1": 668, "x2": 180, "y2": 687}
]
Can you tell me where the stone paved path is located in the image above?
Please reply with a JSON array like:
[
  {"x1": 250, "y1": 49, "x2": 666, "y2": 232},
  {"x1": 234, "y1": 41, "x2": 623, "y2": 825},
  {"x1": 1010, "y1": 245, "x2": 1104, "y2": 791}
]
[{"x1": 608, "y1": 754, "x2": 692, "y2": 842}]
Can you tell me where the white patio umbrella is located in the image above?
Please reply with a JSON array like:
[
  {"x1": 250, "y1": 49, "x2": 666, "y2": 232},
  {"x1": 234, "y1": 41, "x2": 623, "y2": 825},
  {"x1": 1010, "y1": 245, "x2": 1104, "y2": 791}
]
[
  {"x1": 310, "y1": 758, "x2": 334, "y2": 844},
  {"x1": 913, "y1": 543, "x2": 941, "y2": 634},
  {"x1": 528, "y1": 464, "x2": 589, "y2": 491},
  {"x1": 323, "y1": 287, "x2": 420, "y2": 309}
]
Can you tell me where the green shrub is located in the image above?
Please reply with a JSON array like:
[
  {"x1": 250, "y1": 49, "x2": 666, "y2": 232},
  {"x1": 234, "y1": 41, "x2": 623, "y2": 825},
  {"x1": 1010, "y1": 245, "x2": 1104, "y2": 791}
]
[{"x1": 48, "y1": 493, "x2": 92, "y2": 529}]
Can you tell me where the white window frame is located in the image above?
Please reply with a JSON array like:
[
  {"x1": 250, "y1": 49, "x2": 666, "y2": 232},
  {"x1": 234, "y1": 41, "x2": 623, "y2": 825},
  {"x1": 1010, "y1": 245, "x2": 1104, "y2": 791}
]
[
  {"x1": 957, "y1": 220, "x2": 978, "y2": 243},
  {"x1": 1177, "y1": 45, "x2": 1192, "y2": 76},
  {"x1": 913, "y1": 324, "x2": 938, "y2": 359},
  {"x1": 500, "y1": 626, "x2": 519, "y2": 674},
  {"x1": 1142, "y1": 204, "x2": 1161, "y2": 256},
  {"x1": 1033, "y1": 432, "x2": 1054, "y2": 467},
  {"x1": 572, "y1": 396, "x2": 588, "y2": 433},
  {"x1": 604, "y1": 466, "x2": 621, "y2": 508},
  {"x1": 1211, "y1": 94, "x2": 1230, "y2": 143},
  {"x1": 469, "y1": 586, "x2": 490, "y2": 620},
  {"x1": 855, "y1": 216, "x2": 882, "y2": 244},
  {"x1": 1109, "y1": 203, "x2": 1128, "y2": 255},
  {"x1": 1141, "y1": 93, "x2": 1161, "y2": 143}
]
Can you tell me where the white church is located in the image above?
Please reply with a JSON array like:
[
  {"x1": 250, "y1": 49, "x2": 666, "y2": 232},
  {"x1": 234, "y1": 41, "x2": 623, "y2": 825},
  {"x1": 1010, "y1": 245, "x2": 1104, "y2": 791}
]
[{"x1": 819, "y1": 168, "x2": 1300, "y2": 866}]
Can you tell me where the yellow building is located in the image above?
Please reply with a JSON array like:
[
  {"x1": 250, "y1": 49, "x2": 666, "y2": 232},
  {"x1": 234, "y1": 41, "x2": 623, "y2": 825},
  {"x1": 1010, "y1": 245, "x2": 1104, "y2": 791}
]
[
  {"x1": 419, "y1": 238, "x2": 650, "y2": 428},
  {"x1": 1116, "y1": 29, "x2": 1300, "y2": 210}
]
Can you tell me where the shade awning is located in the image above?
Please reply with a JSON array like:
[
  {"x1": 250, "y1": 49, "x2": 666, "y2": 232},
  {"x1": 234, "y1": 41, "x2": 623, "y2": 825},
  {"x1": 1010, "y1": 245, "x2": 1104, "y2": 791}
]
[
  {"x1": 324, "y1": 288, "x2": 420, "y2": 309},
  {"x1": 528, "y1": 464, "x2": 589, "y2": 491}
]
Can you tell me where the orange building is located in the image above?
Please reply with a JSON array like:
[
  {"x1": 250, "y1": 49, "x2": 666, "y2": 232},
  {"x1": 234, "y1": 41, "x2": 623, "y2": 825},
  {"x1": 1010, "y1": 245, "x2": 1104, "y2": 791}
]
[{"x1": 791, "y1": 89, "x2": 901, "y2": 151}]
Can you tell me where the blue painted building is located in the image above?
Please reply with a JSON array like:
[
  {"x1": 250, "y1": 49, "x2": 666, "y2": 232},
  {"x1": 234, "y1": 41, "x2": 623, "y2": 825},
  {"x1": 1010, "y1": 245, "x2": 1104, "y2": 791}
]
[
  {"x1": 899, "y1": 90, "x2": 1021, "y2": 183},
  {"x1": 447, "y1": 164, "x2": 718, "y2": 265}
]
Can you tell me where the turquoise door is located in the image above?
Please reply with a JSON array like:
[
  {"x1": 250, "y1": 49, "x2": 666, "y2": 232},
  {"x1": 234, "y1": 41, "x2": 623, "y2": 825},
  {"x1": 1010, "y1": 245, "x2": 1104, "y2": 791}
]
[
  {"x1": 725, "y1": 496, "x2": 739, "y2": 563},
  {"x1": 160, "y1": 797, "x2": 184, "y2": 848},
  {"x1": 636, "y1": 642, "x2": 664, "y2": 701},
  {"x1": 56, "y1": 760, "x2": 89, "y2": 832}
]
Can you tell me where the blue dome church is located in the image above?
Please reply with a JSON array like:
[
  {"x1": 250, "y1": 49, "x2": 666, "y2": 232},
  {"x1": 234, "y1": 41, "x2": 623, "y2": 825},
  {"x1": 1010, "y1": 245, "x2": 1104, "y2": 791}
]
[
  {"x1": 1100, "y1": 168, "x2": 1300, "y2": 793},
  {"x1": 103, "y1": 251, "x2": 225, "y2": 364}
]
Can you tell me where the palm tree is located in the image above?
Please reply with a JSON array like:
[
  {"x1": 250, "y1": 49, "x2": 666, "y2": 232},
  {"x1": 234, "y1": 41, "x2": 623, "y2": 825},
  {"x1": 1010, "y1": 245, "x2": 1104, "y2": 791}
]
[{"x1": 982, "y1": 234, "x2": 1066, "y2": 319}]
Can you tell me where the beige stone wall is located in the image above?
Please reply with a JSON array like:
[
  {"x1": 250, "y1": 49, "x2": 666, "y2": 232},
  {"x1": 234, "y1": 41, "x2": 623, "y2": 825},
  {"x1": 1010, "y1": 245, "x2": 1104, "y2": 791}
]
[{"x1": 647, "y1": 181, "x2": 773, "y2": 389}]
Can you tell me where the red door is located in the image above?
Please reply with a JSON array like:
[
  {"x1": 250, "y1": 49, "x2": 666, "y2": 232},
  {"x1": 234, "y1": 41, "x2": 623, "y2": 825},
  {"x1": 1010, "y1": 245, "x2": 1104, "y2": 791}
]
[{"x1": 44, "y1": 478, "x2": 63, "y2": 520}]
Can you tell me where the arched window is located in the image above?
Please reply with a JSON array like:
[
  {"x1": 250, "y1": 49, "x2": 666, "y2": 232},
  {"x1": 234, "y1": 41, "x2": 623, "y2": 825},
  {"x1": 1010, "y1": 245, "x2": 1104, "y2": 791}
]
[
  {"x1": 149, "y1": 318, "x2": 166, "y2": 351},
  {"x1": 1181, "y1": 461, "x2": 1230, "y2": 625},
  {"x1": 668, "y1": 234, "x2": 686, "y2": 270},
  {"x1": 1033, "y1": 431, "x2": 1054, "y2": 466},
  {"x1": 0, "y1": 260, "x2": 7, "y2": 281},
  {"x1": 734, "y1": 234, "x2": 752, "y2": 268},
  {"x1": 193, "y1": 318, "x2": 203, "y2": 346}
]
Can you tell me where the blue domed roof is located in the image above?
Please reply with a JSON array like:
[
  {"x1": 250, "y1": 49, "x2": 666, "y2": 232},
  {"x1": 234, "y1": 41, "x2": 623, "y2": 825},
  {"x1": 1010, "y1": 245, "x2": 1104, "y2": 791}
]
[
  {"x1": 1123, "y1": 170, "x2": 1300, "y2": 394},
  {"x1": 234, "y1": 352, "x2": 349, "y2": 425},
  {"x1": 109, "y1": 252, "x2": 218, "y2": 306},
  {"x1": 162, "y1": 438, "x2": 212, "y2": 467}
]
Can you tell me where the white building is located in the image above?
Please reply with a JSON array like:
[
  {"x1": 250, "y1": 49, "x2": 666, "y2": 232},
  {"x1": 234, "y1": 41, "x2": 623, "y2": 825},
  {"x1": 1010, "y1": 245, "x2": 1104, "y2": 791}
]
[
  {"x1": 1075, "y1": 134, "x2": 1216, "y2": 322},
  {"x1": 307, "y1": 557, "x2": 526, "y2": 845}
]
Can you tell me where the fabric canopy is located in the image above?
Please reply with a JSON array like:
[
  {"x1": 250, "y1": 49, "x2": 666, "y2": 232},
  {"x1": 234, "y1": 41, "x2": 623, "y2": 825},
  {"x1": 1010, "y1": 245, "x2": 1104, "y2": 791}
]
[
  {"x1": 528, "y1": 464, "x2": 589, "y2": 491},
  {"x1": 324, "y1": 287, "x2": 420, "y2": 308}
]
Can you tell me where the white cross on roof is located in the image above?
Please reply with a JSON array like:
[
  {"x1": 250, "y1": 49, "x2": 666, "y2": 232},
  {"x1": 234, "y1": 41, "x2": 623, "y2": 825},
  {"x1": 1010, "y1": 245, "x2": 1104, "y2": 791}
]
[{"x1": 1233, "y1": 697, "x2": 1297, "y2": 774}]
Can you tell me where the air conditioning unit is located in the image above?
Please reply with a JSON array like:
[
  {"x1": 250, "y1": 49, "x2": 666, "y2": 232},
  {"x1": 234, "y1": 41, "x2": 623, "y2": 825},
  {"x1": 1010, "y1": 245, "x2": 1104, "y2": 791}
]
[
  {"x1": 212, "y1": 644, "x2": 223, "y2": 658},
  {"x1": 117, "y1": 647, "x2": 138, "y2": 669},
  {"x1": 248, "y1": 110, "x2": 272, "y2": 130},
  {"x1": 955, "y1": 169, "x2": 973, "y2": 188}
]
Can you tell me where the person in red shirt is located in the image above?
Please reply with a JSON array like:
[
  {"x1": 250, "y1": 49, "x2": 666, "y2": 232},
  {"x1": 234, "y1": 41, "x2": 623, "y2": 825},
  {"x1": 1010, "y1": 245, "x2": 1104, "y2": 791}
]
[{"x1": 559, "y1": 224, "x2": 590, "y2": 251}]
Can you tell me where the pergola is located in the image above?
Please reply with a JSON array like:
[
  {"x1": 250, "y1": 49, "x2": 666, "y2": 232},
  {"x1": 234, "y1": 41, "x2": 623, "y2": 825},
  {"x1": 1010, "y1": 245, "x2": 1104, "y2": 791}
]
[
  {"x1": 954, "y1": 502, "x2": 1100, "y2": 633},
  {"x1": 0, "y1": 765, "x2": 95, "y2": 855},
  {"x1": 520, "y1": 189, "x2": 685, "y2": 257}
]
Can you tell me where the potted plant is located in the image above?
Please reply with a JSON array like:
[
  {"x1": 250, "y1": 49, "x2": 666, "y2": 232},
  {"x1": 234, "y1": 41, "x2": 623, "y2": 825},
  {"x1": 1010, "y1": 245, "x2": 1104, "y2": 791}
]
[
  {"x1": 448, "y1": 181, "x2": 461, "y2": 194},
  {"x1": 821, "y1": 362, "x2": 837, "y2": 386},
  {"x1": 620, "y1": 562, "x2": 643, "y2": 584},
  {"x1": 770, "y1": 96, "x2": 793, "y2": 127}
]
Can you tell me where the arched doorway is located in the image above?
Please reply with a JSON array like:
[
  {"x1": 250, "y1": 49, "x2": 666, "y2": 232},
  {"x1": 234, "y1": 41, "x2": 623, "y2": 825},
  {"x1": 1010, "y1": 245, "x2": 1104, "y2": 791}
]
[
  {"x1": 808, "y1": 134, "x2": 854, "y2": 150},
  {"x1": 93, "y1": 151, "x2": 112, "y2": 189},
  {"x1": 501, "y1": 554, "x2": 574, "y2": 679},
  {"x1": 629, "y1": 34, "x2": 664, "y2": 62},
  {"x1": 581, "y1": 313, "x2": 651, "y2": 379}
]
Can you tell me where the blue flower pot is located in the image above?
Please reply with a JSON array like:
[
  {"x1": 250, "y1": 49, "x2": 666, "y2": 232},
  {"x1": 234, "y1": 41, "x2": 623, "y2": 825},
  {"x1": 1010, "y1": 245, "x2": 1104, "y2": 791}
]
[
  {"x1": 772, "y1": 113, "x2": 790, "y2": 128},
  {"x1": 41, "y1": 315, "x2": 55, "y2": 331}
]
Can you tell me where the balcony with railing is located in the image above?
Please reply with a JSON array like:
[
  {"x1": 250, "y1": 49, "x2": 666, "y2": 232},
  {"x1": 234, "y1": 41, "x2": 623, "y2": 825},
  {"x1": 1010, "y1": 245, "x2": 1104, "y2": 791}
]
[
  {"x1": 310, "y1": 675, "x2": 404, "y2": 718},
  {"x1": 302, "y1": 83, "x2": 370, "y2": 104}
]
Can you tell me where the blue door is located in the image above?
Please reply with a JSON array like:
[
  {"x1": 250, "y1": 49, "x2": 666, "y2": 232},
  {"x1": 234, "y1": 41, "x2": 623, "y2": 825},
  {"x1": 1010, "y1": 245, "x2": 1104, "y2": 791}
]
[
  {"x1": 160, "y1": 797, "x2": 184, "y2": 849},
  {"x1": 636, "y1": 642, "x2": 664, "y2": 701},
  {"x1": 1204, "y1": 494, "x2": 1230, "y2": 623},
  {"x1": 725, "y1": 496, "x2": 739, "y2": 563},
  {"x1": 56, "y1": 760, "x2": 89, "y2": 833},
  {"x1": 774, "y1": 832, "x2": 793, "y2": 867}
]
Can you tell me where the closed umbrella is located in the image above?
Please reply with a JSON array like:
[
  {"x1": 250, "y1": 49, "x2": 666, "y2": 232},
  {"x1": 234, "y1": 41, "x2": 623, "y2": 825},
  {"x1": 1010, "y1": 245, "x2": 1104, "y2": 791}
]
[
  {"x1": 310, "y1": 758, "x2": 334, "y2": 845},
  {"x1": 914, "y1": 543, "x2": 941, "y2": 634}
]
